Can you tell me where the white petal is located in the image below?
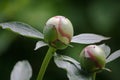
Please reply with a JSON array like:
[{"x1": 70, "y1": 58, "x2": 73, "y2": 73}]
[
  {"x1": 34, "y1": 41, "x2": 48, "y2": 50},
  {"x1": 71, "y1": 33, "x2": 110, "y2": 44},
  {"x1": 10, "y1": 60, "x2": 32, "y2": 80},
  {"x1": 106, "y1": 50, "x2": 120, "y2": 63},
  {"x1": 99, "y1": 44, "x2": 111, "y2": 57},
  {"x1": 0, "y1": 22, "x2": 43, "y2": 39}
]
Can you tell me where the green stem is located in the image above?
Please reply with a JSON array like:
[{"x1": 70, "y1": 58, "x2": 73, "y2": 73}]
[
  {"x1": 92, "y1": 72, "x2": 96, "y2": 80},
  {"x1": 37, "y1": 46, "x2": 56, "y2": 80}
]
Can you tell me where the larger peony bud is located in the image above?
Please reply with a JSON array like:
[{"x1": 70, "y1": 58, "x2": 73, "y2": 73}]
[
  {"x1": 43, "y1": 16, "x2": 74, "y2": 49},
  {"x1": 79, "y1": 45, "x2": 106, "y2": 72}
]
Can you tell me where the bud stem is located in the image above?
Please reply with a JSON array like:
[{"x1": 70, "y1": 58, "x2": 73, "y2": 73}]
[
  {"x1": 37, "y1": 46, "x2": 56, "y2": 80},
  {"x1": 92, "y1": 72, "x2": 96, "y2": 80}
]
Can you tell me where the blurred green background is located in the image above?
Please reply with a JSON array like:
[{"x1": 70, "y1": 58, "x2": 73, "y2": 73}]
[{"x1": 0, "y1": 0, "x2": 120, "y2": 80}]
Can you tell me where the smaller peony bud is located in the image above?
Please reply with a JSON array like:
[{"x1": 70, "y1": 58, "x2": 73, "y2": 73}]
[
  {"x1": 79, "y1": 45, "x2": 106, "y2": 72},
  {"x1": 43, "y1": 16, "x2": 74, "y2": 49}
]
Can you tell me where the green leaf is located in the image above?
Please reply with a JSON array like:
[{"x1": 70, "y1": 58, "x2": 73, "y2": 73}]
[
  {"x1": 34, "y1": 41, "x2": 48, "y2": 50},
  {"x1": 10, "y1": 60, "x2": 32, "y2": 80},
  {"x1": 54, "y1": 53, "x2": 92, "y2": 80},
  {"x1": 71, "y1": 33, "x2": 110, "y2": 44},
  {"x1": 106, "y1": 50, "x2": 120, "y2": 63},
  {"x1": 99, "y1": 44, "x2": 111, "y2": 57},
  {"x1": 0, "y1": 22, "x2": 44, "y2": 39}
]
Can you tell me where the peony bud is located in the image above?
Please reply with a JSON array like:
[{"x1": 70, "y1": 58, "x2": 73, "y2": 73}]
[
  {"x1": 79, "y1": 45, "x2": 106, "y2": 72},
  {"x1": 43, "y1": 16, "x2": 74, "y2": 49}
]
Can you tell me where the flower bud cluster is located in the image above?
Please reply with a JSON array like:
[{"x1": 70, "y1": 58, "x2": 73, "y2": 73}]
[
  {"x1": 43, "y1": 16, "x2": 73, "y2": 49},
  {"x1": 79, "y1": 45, "x2": 106, "y2": 72}
]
